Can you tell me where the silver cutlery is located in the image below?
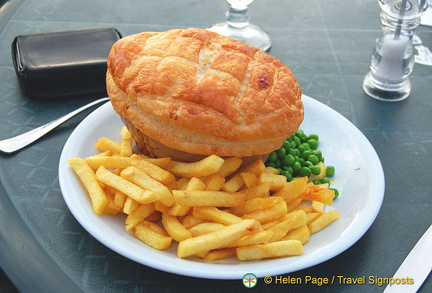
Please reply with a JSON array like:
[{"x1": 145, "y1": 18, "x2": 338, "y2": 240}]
[{"x1": 0, "y1": 97, "x2": 110, "y2": 154}]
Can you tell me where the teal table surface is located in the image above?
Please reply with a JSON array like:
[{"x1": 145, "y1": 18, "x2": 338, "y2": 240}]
[{"x1": 0, "y1": 0, "x2": 431, "y2": 292}]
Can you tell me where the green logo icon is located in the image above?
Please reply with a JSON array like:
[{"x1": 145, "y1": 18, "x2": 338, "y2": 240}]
[{"x1": 242, "y1": 273, "x2": 258, "y2": 288}]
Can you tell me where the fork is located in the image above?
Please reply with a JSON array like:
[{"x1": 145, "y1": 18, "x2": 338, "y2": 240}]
[{"x1": 0, "y1": 97, "x2": 110, "y2": 154}]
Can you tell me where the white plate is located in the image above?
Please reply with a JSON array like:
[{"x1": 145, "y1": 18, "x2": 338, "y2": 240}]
[{"x1": 58, "y1": 95, "x2": 385, "y2": 280}]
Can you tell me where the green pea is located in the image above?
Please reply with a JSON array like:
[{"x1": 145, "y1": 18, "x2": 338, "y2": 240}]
[
  {"x1": 307, "y1": 138, "x2": 319, "y2": 150},
  {"x1": 268, "y1": 151, "x2": 277, "y2": 162},
  {"x1": 303, "y1": 160, "x2": 313, "y2": 168},
  {"x1": 283, "y1": 154, "x2": 296, "y2": 165},
  {"x1": 313, "y1": 150, "x2": 322, "y2": 159},
  {"x1": 301, "y1": 150, "x2": 312, "y2": 160},
  {"x1": 298, "y1": 158, "x2": 305, "y2": 165},
  {"x1": 266, "y1": 162, "x2": 276, "y2": 168},
  {"x1": 311, "y1": 165, "x2": 321, "y2": 175},
  {"x1": 309, "y1": 134, "x2": 319, "y2": 141},
  {"x1": 282, "y1": 140, "x2": 291, "y2": 150},
  {"x1": 293, "y1": 136, "x2": 301, "y2": 147},
  {"x1": 288, "y1": 148, "x2": 297, "y2": 156},
  {"x1": 300, "y1": 134, "x2": 309, "y2": 143},
  {"x1": 326, "y1": 166, "x2": 335, "y2": 177},
  {"x1": 312, "y1": 180, "x2": 321, "y2": 185},
  {"x1": 277, "y1": 147, "x2": 286, "y2": 158},
  {"x1": 292, "y1": 161, "x2": 302, "y2": 174},
  {"x1": 295, "y1": 129, "x2": 304, "y2": 137},
  {"x1": 282, "y1": 166, "x2": 293, "y2": 174},
  {"x1": 330, "y1": 188, "x2": 339, "y2": 198},
  {"x1": 320, "y1": 177, "x2": 330, "y2": 184},
  {"x1": 298, "y1": 145, "x2": 306, "y2": 154},
  {"x1": 299, "y1": 167, "x2": 312, "y2": 177},
  {"x1": 281, "y1": 170, "x2": 291, "y2": 178},
  {"x1": 307, "y1": 154, "x2": 320, "y2": 165}
]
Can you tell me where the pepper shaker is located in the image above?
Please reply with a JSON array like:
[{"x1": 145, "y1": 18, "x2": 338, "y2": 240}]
[{"x1": 363, "y1": 0, "x2": 431, "y2": 102}]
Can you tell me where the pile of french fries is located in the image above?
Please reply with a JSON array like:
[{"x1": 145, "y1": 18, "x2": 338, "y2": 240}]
[{"x1": 68, "y1": 127, "x2": 340, "y2": 262}]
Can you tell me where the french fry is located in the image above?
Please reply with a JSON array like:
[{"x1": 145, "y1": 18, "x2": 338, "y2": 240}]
[
  {"x1": 202, "y1": 172, "x2": 225, "y2": 191},
  {"x1": 173, "y1": 190, "x2": 244, "y2": 207},
  {"x1": 230, "y1": 196, "x2": 283, "y2": 216},
  {"x1": 102, "y1": 188, "x2": 121, "y2": 216},
  {"x1": 182, "y1": 215, "x2": 205, "y2": 229},
  {"x1": 243, "y1": 197, "x2": 287, "y2": 224},
  {"x1": 134, "y1": 221, "x2": 172, "y2": 250},
  {"x1": 281, "y1": 225, "x2": 310, "y2": 244},
  {"x1": 243, "y1": 182, "x2": 271, "y2": 200},
  {"x1": 125, "y1": 204, "x2": 155, "y2": 231},
  {"x1": 167, "y1": 155, "x2": 225, "y2": 178},
  {"x1": 168, "y1": 204, "x2": 191, "y2": 217},
  {"x1": 123, "y1": 196, "x2": 140, "y2": 214},
  {"x1": 309, "y1": 210, "x2": 341, "y2": 234},
  {"x1": 120, "y1": 126, "x2": 133, "y2": 157},
  {"x1": 96, "y1": 166, "x2": 159, "y2": 205},
  {"x1": 143, "y1": 157, "x2": 172, "y2": 169},
  {"x1": 189, "y1": 222, "x2": 226, "y2": 237},
  {"x1": 311, "y1": 201, "x2": 325, "y2": 213},
  {"x1": 193, "y1": 206, "x2": 243, "y2": 225},
  {"x1": 292, "y1": 204, "x2": 313, "y2": 213},
  {"x1": 221, "y1": 173, "x2": 244, "y2": 192},
  {"x1": 67, "y1": 157, "x2": 108, "y2": 215},
  {"x1": 285, "y1": 198, "x2": 303, "y2": 212},
  {"x1": 236, "y1": 159, "x2": 266, "y2": 176},
  {"x1": 121, "y1": 166, "x2": 174, "y2": 207},
  {"x1": 153, "y1": 201, "x2": 169, "y2": 214},
  {"x1": 285, "y1": 210, "x2": 307, "y2": 231},
  {"x1": 130, "y1": 154, "x2": 176, "y2": 186},
  {"x1": 113, "y1": 190, "x2": 127, "y2": 210},
  {"x1": 258, "y1": 173, "x2": 287, "y2": 191},
  {"x1": 226, "y1": 230, "x2": 274, "y2": 248},
  {"x1": 272, "y1": 177, "x2": 308, "y2": 202},
  {"x1": 262, "y1": 210, "x2": 306, "y2": 231},
  {"x1": 267, "y1": 218, "x2": 293, "y2": 242},
  {"x1": 170, "y1": 177, "x2": 205, "y2": 216},
  {"x1": 236, "y1": 240, "x2": 304, "y2": 261},
  {"x1": 177, "y1": 219, "x2": 260, "y2": 258},
  {"x1": 301, "y1": 185, "x2": 335, "y2": 206},
  {"x1": 176, "y1": 177, "x2": 190, "y2": 190},
  {"x1": 93, "y1": 150, "x2": 113, "y2": 157},
  {"x1": 95, "y1": 137, "x2": 121, "y2": 154},
  {"x1": 264, "y1": 166, "x2": 280, "y2": 174},
  {"x1": 185, "y1": 177, "x2": 206, "y2": 190},
  {"x1": 261, "y1": 214, "x2": 290, "y2": 230},
  {"x1": 85, "y1": 155, "x2": 131, "y2": 170},
  {"x1": 306, "y1": 212, "x2": 321, "y2": 225},
  {"x1": 240, "y1": 172, "x2": 258, "y2": 188},
  {"x1": 204, "y1": 248, "x2": 236, "y2": 261},
  {"x1": 161, "y1": 212, "x2": 192, "y2": 242},
  {"x1": 219, "y1": 157, "x2": 242, "y2": 177}
]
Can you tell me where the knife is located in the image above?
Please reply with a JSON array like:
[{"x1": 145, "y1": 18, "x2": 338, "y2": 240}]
[{"x1": 383, "y1": 224, "x2": 432, "y2": 293}]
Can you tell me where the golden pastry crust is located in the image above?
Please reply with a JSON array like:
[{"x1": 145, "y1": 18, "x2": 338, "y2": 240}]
[{"x1": 107, "y1": 28, "x2": 303, "y2": 157}]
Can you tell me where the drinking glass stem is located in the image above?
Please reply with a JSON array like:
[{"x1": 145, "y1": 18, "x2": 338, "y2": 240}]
[{"x1": 226, "y1": 7, "x2": 250, "y2": 29}]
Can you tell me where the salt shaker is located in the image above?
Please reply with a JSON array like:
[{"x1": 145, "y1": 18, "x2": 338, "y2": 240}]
[{"x1": 363, "y1": 0, "x2": 431, "y2": 102}]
